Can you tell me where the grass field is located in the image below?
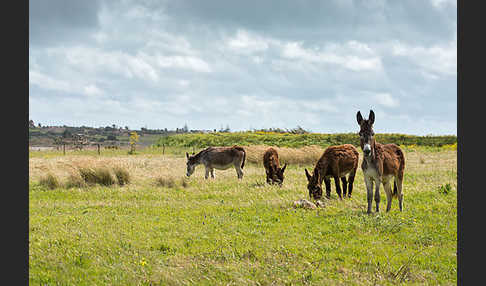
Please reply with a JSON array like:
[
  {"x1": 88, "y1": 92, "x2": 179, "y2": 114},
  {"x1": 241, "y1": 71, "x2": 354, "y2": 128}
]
[{"x1": 29, "y1": 145, "x2": 457, "y2": 285}]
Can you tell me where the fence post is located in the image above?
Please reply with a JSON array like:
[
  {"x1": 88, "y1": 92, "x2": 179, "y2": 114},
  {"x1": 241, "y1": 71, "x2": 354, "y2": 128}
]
[
  {"x1": 63, "y1": 143, "x2": 66, "y2": 155},
  {"x1": 97, "y1": 144, "x2": 100, "y2": 155},
  {"x1": 163, "y1": 144, "x2": 165, "y2": 155}
]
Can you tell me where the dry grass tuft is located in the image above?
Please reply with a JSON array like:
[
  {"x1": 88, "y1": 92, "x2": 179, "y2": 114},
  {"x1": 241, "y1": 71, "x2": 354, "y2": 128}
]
[
  {"x1": 78, "y1": 167, "x2": 115, "y2": 186},
  {"x1": 244, "y1": 145, "x2": 324, "y2": 165},
  {"x1": 113, "y1": 167, "x2": 131, "y2": 186},
  {"x1": 155, "y1": 176, "x2": 178, "y2": 188},
  {"x1": 64, "y1": 173, "x2": 86, "y2": 189},
  {"x1": 39, "y1": 173, "x2": 60, "y2": 190},
  {"x1": 181, "y1": 178, "x2": 189, "y2": 188}
]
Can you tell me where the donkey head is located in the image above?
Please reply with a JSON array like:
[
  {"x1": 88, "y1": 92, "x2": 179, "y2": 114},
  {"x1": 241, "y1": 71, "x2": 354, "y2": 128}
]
[
  {"x1": 305, "y1": 168, "x2": 322, "y2": 200},
  {"x1": 185, "y1": 152, "x2": 197, "y2": 177},
  {"x1": 356, "y1": 110, "x2": 375, "y2": 158},
  {"x1": 275, "y1": 163, "x2": 287, "y2": 186}
]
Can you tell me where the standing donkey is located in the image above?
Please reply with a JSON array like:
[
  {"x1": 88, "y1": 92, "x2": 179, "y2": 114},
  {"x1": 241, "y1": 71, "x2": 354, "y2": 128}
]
[
  {"x1": 186, "y1": 145, "x2": 246, "y2": 179},
  {"x1": 305, "y1": 144, "x2": 359, "y2": 200},
  {"x1": 263, "y1": 147, "x2": 287, "y2": 186},
  {"x1": 356, "y1": 110, "x2": 405, "y2": 213}
]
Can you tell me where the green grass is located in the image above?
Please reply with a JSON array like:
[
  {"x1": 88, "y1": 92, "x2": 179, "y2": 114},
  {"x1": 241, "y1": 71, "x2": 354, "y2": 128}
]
[
  {"x1": 155, "y1": 132, "x2": 457, "y2": 149},
  {"x1": 29, "y1": 148, "x2": 457, "y2": 285}
]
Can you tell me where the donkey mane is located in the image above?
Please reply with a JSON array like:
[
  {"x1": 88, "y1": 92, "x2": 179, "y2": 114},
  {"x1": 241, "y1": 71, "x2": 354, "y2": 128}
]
[{"x1": 191, "y1": 147, "x2": 213, "y2": 161}]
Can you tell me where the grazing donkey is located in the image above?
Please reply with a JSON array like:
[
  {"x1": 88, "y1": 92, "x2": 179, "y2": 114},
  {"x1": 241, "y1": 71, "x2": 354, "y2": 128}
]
[
  {"x1": 305, "y1": 144, "x2": 359, "y2": 200},
  {"x1": 357, "y1": 110, "x2": 405, "y2": 213},
  {"x1": 186, "y1": 146, "x2": 246, "y2": 179},
  {"x1": 263, "y1": 147, "x2": 287, "y2": 186}
]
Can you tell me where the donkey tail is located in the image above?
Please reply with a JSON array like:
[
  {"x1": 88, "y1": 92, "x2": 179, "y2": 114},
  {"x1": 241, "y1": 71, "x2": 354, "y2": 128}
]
[
  {"x1": 233, "y1": 146, "x2": 246, "y2": 169},
  {"x1": 241, "y1": 148, "x2": 246, "y2": 169},
  {"x1": 393, "y1": 181, "x2": 398, "y2": 197}
]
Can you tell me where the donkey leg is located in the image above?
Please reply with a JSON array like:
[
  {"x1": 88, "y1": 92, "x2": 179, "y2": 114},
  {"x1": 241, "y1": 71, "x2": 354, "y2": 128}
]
[
  {"x1": 396, "y1": 177, "x2": 404, "y2": 211},
  {"x1": 210, "y1": 168, "x2": 215, "y2": 179},
  {"x1": 383, "y1": 180, "x2": 393, "y2": 212},
  {"x1": 347, "y1": 169, "x2": 357, "y2": 198},
  {"x1": 204, "y1": 167, "x2": 210, "y2": 179},
  {"x1": 374, "y1": 179, "x2": 381, "y2": 212},
  {"x1": 333, "y1": 176, "x2": 342, "y2": 200},
  {"x1": 235, "y1": 165, "x2": 243, "y2": 180},
  {"x1": 341, "y1": 176, "x2": 348, "y2": 198},
  {"x1": 364, "y1": 176, "x2": 374, "y2": 214},
  {"x1": 266, "y1": 172, "x2": 272, "y2": 184},
  {"x1": 324, "y1": 178, "x2": 331, "y2": 199}
]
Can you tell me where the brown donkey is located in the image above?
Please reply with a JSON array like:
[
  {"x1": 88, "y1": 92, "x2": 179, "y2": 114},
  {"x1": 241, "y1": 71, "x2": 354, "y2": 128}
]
[
  {"x1": 305, "y1": 144, "x2": 359, "y2": 200},
  {"x1": 263, "y1": 147, "x2": 287, "y2": 186},
  {"x1": 357, "y1": 110, "x2": 405, "y2": 213}
]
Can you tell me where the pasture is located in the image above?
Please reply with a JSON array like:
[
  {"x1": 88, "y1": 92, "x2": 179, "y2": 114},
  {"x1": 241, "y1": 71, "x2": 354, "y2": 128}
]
[{"x1": 29, "y1": 145, "x2": 457, "y2": 285}]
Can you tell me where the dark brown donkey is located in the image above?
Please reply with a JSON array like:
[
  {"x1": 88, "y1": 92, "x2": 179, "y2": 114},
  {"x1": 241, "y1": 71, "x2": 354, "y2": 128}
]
[
  {"x1": 305, "y1": 144, "x2": 359, "y2": 200},
  {"x1": 263, "y1": 147, "x2": 287, "y2": 186},
  {"x1": 357, "y1": 110, "x2": 405, "y2": 213}
]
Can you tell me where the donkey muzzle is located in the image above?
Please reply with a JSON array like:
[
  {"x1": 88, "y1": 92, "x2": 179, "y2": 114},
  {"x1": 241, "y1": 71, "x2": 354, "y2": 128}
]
[{"x1": 363, "y1": 144, "x2": 371, "y2": 156}]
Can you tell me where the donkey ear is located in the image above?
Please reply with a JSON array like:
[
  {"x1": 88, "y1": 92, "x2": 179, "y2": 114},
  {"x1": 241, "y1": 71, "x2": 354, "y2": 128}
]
[
  {"x1": 186, "y1": 152, "x2": 189, "y2": 159},
  {"x1": 281, "y1": 163, "x2": 287, "y2": 173},
  {"x1": 369, "y1": 110, "x2": 375, "y2": 125},
  {"x1": 305, "y1": 168, "x2": 312, "y2": 181},
  {"x1": 357, "y1": 111, "x2": 363, "y2": 125}
]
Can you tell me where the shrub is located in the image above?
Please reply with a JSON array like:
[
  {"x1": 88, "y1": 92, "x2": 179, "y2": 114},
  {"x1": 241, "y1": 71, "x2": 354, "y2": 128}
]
[
  {"x1": 39, "y1": 173, "x2": 60, "y2": 190},
  {"x1": 113, "y1": 167, "x2": 130, "y2": 186}
]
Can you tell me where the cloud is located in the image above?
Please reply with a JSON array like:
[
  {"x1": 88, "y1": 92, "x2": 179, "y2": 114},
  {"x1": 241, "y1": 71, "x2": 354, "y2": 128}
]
[
  {"x1": 281, "y1": 41, "x2": 382, "y2": 72},
  {"x1": 84, "y1": 85, "x2": 104, "y2": 97},
  {"x1": 29, "y1": 70, "x2": 72, "y2": 93},
  {"x1": 226, "y1": 30, "x2": 270, "y2": 54},
  {"x1": 373, "y1": 93, "x2": 400, "y2": 108},
  {"x1": 391, "y1": 36, "x2": 456, "y2": 76}
]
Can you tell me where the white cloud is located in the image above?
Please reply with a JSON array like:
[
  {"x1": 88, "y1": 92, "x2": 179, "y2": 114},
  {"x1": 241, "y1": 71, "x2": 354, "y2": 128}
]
[
  {"x1": 430, "y1": 0, "x2": 456, "y2": 8},
  {"x1": 151, "y1": 54, "x2": 211, "y2": 73},
  {"x1": 281, "y1": 41, "x2": 382, "y2": 72},
  {"x1": 373, "y1": 93, "x2": 399, "y2": 108},
  {"x1": 29, "y1": 70, "x2": 71, "y2": 92},
  {"x1": 391, "y1": 38, "x2": 456, "y2": 76},
  {"x1": 226, "y1": 29, "x2": 270, "y2": 54},
  {"x1": 84, "y1": 84, "x2": 104, "y2": 97}
]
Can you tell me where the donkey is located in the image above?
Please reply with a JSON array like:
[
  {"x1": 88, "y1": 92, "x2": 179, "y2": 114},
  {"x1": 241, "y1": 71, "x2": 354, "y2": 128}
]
[
  {"x1": 263, "y1": 147, "x2": 287, "y2": 186},
  {"x1": 186, "y1": 145, "x2": 246, "y2": 179},
  {"x1": 305, "y1": 144, "x2": 359, "y2": 200},
  {"x1": 357, "y1": 110, "x2": 405, "y2": 213}
]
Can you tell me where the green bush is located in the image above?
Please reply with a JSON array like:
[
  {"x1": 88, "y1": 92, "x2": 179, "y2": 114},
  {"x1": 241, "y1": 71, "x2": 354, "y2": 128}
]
[{"x1": 154, "y1": 131, "x2": 457, "y2": 149}]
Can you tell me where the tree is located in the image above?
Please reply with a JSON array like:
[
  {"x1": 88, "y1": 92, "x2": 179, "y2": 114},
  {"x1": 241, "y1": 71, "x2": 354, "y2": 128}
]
[
  {"x1": 107, "y1": 134, "x2": 117, "y2": 141},
  {"x1": 62, "y1": 129, "x2": 72, "y2": 138},
  {"x1": 128, "y1": 131, "x2": 140, "y2": 155}
]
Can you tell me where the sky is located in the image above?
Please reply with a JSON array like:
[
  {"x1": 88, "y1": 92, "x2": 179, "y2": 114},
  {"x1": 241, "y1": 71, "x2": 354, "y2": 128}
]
[{"x1": 29, "y1": 0, "x2": 457, "y2": 135}]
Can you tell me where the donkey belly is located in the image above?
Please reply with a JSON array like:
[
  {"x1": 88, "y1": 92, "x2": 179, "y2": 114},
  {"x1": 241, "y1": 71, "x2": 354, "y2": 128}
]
[
  {"x1": 325, "y1": 169, "x2": 352, "y2": 179},
  {"x1": 211, "y1": 163, "x2": 234, "y2": 170}
]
